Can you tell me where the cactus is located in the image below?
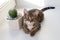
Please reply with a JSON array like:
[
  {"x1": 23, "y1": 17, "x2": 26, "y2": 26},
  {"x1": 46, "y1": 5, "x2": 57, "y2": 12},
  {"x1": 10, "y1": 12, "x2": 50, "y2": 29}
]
[{"x1": 9, "y1": 9, "x2": 17, "y2": 18}]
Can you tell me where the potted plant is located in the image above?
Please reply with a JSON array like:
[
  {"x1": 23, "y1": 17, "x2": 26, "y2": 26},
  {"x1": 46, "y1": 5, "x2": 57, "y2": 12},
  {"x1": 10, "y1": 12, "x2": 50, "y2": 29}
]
[
  {"x1": 7, "y1": 9, "x2": 22, "y2": 30},
  {"x1": 9, "y1": 9, "x2": 17, "y2": 19}
]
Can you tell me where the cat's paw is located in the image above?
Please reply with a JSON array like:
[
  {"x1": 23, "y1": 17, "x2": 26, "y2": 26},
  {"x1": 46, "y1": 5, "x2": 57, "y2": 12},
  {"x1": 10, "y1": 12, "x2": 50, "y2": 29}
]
[
  {"x1": 30, "y1": 31, "x2": 35, "y2": 36},
  {"x1": 23, "y1": 24, "x2": 30, "y2": 34},
  {"x1": 23, "y1": 28, "x2": 30, "y2": 34}
]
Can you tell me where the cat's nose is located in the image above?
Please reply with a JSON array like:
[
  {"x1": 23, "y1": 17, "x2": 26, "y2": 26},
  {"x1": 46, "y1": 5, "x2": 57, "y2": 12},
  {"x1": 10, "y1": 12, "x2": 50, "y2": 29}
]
[{"x1": 29, "y1": 17, "x2": 32, "y2": 22}]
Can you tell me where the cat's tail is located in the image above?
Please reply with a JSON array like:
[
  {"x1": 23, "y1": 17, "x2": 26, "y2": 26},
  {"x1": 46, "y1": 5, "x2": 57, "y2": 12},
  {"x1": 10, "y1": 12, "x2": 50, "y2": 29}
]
[{"x1": 41, "y1": 7, "x2": 55, "y2": 12}]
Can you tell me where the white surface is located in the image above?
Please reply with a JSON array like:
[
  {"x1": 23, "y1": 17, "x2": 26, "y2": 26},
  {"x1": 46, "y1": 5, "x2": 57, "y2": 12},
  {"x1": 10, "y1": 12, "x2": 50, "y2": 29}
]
[{"x1": 0, "y1": 7, "x2": 60, "y2": 40}]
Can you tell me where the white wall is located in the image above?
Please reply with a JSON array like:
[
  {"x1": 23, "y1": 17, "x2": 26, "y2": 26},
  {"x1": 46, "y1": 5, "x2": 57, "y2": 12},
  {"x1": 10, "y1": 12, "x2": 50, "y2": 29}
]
[
  {"x1": 45, "y1": 0, "x2": 60, "y2": 6},
  {"x1": 16, "y1": 0, "x2": 60, "y2": 8},
  {"x1": 16, "y1": 0, "x2": 45, "y2": 9},
  {"x1": 45, "y1": 0, "x2": 60, "y2": 7}
]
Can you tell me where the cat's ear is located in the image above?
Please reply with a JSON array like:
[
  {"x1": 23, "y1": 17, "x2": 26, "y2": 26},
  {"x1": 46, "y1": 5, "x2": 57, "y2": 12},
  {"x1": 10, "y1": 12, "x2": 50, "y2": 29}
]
[{"x1": 24, "y1": 9, "x2": 28, "y2": 15}]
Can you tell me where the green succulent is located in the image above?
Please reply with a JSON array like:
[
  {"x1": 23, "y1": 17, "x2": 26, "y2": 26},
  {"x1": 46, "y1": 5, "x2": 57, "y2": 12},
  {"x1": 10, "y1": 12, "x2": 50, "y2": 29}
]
[{"x1": 9, "y1": 9, "x2": 17, "y2": 18}]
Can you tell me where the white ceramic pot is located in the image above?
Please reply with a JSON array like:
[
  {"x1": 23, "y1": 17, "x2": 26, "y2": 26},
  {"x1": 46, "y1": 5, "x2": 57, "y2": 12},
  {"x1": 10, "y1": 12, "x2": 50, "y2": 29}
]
[{"x1": 7, "y1": 15, "x2": 22, "y2": 30}]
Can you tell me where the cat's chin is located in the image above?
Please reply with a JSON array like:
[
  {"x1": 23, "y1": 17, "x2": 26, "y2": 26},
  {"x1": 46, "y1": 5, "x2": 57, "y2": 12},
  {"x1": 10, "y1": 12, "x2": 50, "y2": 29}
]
[{"x1": 26, "y1": 21, "x2": 34, "y2": 30}]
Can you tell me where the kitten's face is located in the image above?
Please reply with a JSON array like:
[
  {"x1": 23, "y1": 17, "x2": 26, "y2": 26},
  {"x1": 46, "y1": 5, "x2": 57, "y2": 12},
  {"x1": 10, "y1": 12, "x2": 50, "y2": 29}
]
[{"x1": 24, "y1": 9, "x2": 42, "y2": 22}]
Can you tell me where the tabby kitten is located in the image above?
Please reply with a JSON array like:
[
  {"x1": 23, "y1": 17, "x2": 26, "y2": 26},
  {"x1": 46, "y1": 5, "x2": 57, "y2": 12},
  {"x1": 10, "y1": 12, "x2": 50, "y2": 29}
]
[{"x1": 22, "y1": 7, "x2": 55, "y2": 36}]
